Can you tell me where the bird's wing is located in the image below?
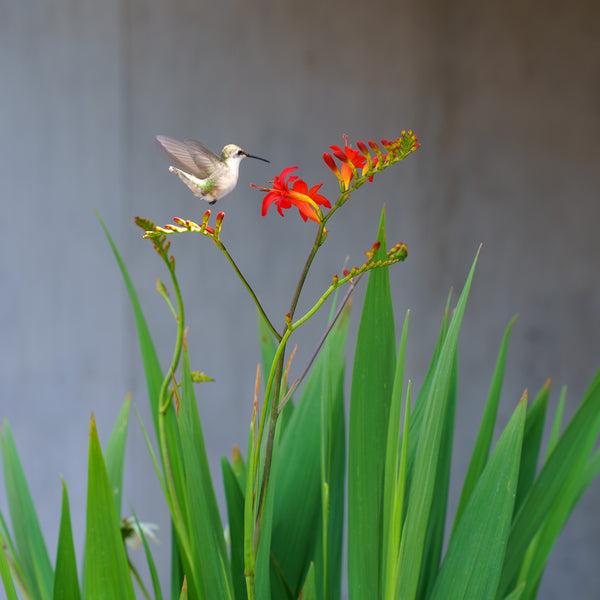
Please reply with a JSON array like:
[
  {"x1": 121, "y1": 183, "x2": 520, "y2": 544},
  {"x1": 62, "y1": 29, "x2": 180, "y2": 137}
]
[
  {"x1": 156, "y1": 135, "x2": 207, "y2": 177},
  {"x1": 184, "y1": 139, "x2": 223, "y2": 177}
]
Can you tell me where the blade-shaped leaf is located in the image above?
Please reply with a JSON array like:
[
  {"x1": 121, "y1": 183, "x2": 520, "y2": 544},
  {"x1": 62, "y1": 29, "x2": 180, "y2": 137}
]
[
  {"x1": 514, "y1": 380, "x2": 550, "y2": 513},
  {"x1": 269, "y1": 301, "x2": 349, "y2": 598},
  {"x1": 502, "y1": 582, "x2": 526, "y2": 600},
  {"x1": 98, "y1": 213, "x2": 189, "y2": 592},
  {"x1": 416, "y1": 352, "x2": 458, "y2": 599},
  {"x1": 454, "y1": 315, "x2": 517, "y2": 530},
  {"x1": 131, "y1": 508, "x2": 163, "y2": 600},
  {"x1": 222, "y1": 456, "x2": 247, "y2": 600},
  {"x1": 497, "y1": 367, "x2": 600, "y2": 596},
  {"x1": 83, "y1": 414, "x2": 135, "y2": 599},
  {"x1": 396, "y1": 248, "x2": 480, "y2": 600},
  {"x1": 105, "y1": 395, "x2": 132, "y2": 515},
  {"x1": 299, "y1": 563, "x2": 317, "y2": 600},
  {"x1": 0, "y1": 523, "x2": 19, "y2": 600},
  {"x1": 382, "y1": 311, "x2": 410, "y2": 599},
  {"x1": 96, "y1": 213, "x2": 163, "y2": 438},
  {"x1": 53, "y1": 479, "x2": 81, "y2": 600},
  {"x1": 429, "y1": 396, "x2": 526, "y2": 600},
  {"x1": 0, "y1": 421, "x2": 53, "y2": 600},
  {"x1": 348, "y1": 208, "x2": 396, "y2": 598},
  {"x1": 178, "y1": 341, "x2": 233, "y2": 599}
]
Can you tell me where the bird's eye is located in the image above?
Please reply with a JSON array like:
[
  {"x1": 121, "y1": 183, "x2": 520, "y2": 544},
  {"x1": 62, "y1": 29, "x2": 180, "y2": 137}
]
[{"x1": 238, "y1": 150, "x2": 245, "y2": 156}]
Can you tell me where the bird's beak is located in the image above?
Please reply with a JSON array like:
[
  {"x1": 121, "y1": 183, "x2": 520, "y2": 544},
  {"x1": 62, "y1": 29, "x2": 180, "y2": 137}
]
[{"x1": 245, "y1": 152, "x2": 270, "y2": 163}]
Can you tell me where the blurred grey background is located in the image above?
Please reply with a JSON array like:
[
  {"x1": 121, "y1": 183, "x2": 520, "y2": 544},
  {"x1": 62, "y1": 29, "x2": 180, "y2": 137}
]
[{"x1": 1, "y1": 0, "x2": 599, "y2": 597}]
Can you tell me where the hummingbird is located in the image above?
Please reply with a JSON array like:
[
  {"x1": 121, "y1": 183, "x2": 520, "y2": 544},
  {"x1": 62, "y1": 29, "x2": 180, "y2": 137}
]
[{"x1": 156, "y1": 135, "x2": 269, "y2": 204}]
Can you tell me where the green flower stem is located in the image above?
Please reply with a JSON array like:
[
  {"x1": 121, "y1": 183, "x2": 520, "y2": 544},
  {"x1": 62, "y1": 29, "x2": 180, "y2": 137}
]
[
  {"x1": 288, "y1": 225, "x2": 326, "y2": 319},
  {"x1": 280, "y1": 274, "x2": 363, "y2": 408},
  {"x1": 244, "y1": 406, "x2": 258, "y2": 600},
  {"x1": 153, "y1": 253, "x2": 195, "y2": 580},
  {"x1": 128, "y1": 557, "x2": 151, "y2": 600},
  {"x1": 212, "y1": 238, "x2": 281, "y2": 341},
  {"x1": 252, "y1": 331, "x2": 291, "y2": 552},
  {"x1": 251, "y1": 223, "x2": 325, "y2": 555},
  {"x1": 289, "y1": 279, "x2": 347, "y2": 332}
]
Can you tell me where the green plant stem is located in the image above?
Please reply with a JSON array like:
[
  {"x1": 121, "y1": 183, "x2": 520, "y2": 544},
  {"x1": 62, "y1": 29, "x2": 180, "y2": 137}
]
[
  {"x1": 213, "y1": 238, "x2": 281, "y2": 341},
  {"x1": 252, "y1": 223, "x2": 324, "y2": 552},
  {"x1": 244, "y1": 406, "x2": 258, "y2": 600},
  {"x1": 154, "y1": 255, "x2": 194, "y2": 580},
  {"x1": 280, "y1": 274, "x2": 362, "y2": 408},
  {"x1": 252, "y1": 335, "x2": 289, "y2": 552},
  {"x1": 128, "y1": 557, "x2": 151, "y2": 600}
]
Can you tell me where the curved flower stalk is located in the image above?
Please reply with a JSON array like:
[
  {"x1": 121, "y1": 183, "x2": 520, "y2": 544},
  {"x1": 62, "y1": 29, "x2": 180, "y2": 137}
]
[
  {"x1": 321, "y1": 130, "x2": 420, "y2": 220},
  {"x1": 139, "y1": 132, "x2": 419, "y2": 600},
  {"x1": 144, "y1": 211, "x2": 281, "y2": 341}
]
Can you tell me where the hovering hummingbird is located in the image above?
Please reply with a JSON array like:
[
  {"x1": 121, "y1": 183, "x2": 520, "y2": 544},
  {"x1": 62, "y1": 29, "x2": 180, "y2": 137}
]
[{"x1": 156, "y1": 135, "x2": 269, "y2": 204}]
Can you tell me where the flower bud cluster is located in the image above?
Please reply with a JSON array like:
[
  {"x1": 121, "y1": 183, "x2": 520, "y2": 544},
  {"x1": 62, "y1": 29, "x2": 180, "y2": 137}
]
[{"x1": 142, "y1": 209, "x2": 223, "y2": 243}]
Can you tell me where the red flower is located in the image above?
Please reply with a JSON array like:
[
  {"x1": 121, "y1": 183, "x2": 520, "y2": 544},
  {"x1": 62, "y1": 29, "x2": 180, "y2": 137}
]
[
  {"x1": 251, "y1": 167, "x2": 331, "y2": 224},
  {"x1": 323, "y1": 135, "x2": 367, "y2": 188}
]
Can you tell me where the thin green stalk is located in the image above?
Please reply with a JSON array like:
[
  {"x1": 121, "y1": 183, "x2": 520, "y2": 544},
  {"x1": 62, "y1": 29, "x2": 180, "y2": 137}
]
[
  {"x1": 288, "y1": 226, "x2": 325, "y2": 319},
  {"x1": 153, "y1": 253, "x2": 195, "y2": 579},
  {"x1": 253, "y1": 349, "x2": 286, "y2": 552},
  {"x1": 244, "y1": 406, "x2": 258, "y2": 600},
  {"x1": 213, "y1": 238, "x2": 281, "y2": 341},
  {"x1": 128, "y1": 558, "x2": 152, "y2": 600},
  {"x1": 279, "y1": 276, "x2": 361, "y2": 408},
  {"x1": 253, "y1": 224, "x2": 324, "y2": 551}
]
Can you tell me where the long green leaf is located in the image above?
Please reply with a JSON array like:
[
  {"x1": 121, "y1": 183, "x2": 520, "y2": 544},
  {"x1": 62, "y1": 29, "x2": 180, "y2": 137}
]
[
  {"x1": 83, "y1": 414, "x2": 135, "y2": 599},
  {"x1": 402, "y1": 293, "x2": 451, "y2": 501},
  {"x1": 0, "y1": 522, "x2": 19, "y2": 600},
  {"x1": 269, "y1": 302, "x2": 349, "y2": 598},
  {"x1": 519, "y1": 444, "x2": 600, "y2": 600},
  {"x1": 53, "y1": 479, "x2": 81, "y2": 600},
  {"x1": 315, "y1": 321, "x2": 347, "y2": 600},
  {"x1": 514, "y1": 380, "x2": 550, "y2": 513},
  {"x1": 299, "y1": 563, "x2": 317, "y2": 600},
  {"x1": 178, "y1": 342, "x2": 233, "y2": 599},
  {"x1": 497, "y1": 367, "x2": 600, "y2": 596},
  {"x1": 96, "y1": 213, "x2": 163, "y2": 437},
  {"x1": 222, "y1": 457, "x2": 248, "y2": 600},
  {"x1": 382, "y1": 310, "x2": 410, "y2": 600},
  {"x1": 546, "y1": 387, "x2": 566, "y2": 457},
  {"x1": 0, "y1": 510, "x2": 24, "y2": 596},
  {"x1": 0, "y1": 421, "x2": 53, "y2": 600},
  {"x1": 105, "y1": 395, "x2": 132, "y2": 515},
  {"x1": 416, "y1": 352, "x2": 458, "y2": 599},
  {"x1": 430, "y1": 396, "x2": 526, "y2": 599},
  {"x1": 348, "y1": 208, "x2": 396, "y2": 599},
  {"x1": 454, "y1": 315, "x2": 517, "y2": 530},
  {"x1": 98, "y1": 213, "x2": 189, "y2": 593},
  {"x1": 131, "y1": 508, "x2": 163, "y2": 600},
  {"x1": 396, "y1": 248, "x2": 480, "y2": 600},
  {"x1": 502, "y1": 582, "x2": 526, "y2": 600}
]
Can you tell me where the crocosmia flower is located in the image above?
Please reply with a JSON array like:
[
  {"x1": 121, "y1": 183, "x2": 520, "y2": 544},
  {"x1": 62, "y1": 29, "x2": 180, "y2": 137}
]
[
  {"x1": 251, "y1": 167, "x2": 331, "y2": 224},
  {"x1": 323, "y1": 135, "x2": 367, "y2": 188}
]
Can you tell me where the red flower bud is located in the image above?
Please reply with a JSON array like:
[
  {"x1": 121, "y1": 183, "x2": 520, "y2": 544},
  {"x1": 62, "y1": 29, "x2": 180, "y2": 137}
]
[
  {"x1": 356, "y1": 140, "x2": 370, "y2": 156},
  {"x1": 323, "y1": 152, "x2": 338, "y2": 171}
]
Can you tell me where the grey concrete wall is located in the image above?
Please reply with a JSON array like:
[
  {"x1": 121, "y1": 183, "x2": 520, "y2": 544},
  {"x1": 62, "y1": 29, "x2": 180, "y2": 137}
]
[{"x1": 1, "y1": 0, "x2": 599, "y2": 597}]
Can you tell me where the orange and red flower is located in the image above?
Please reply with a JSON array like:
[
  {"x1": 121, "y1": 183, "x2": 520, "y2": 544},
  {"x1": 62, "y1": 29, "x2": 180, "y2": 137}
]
[
  {"x1": 251, "y1": 167, "x2": 331, "y2": 224},
  {"x1": 323, "y1": 135, "x2": 367, "y2": 188}
]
